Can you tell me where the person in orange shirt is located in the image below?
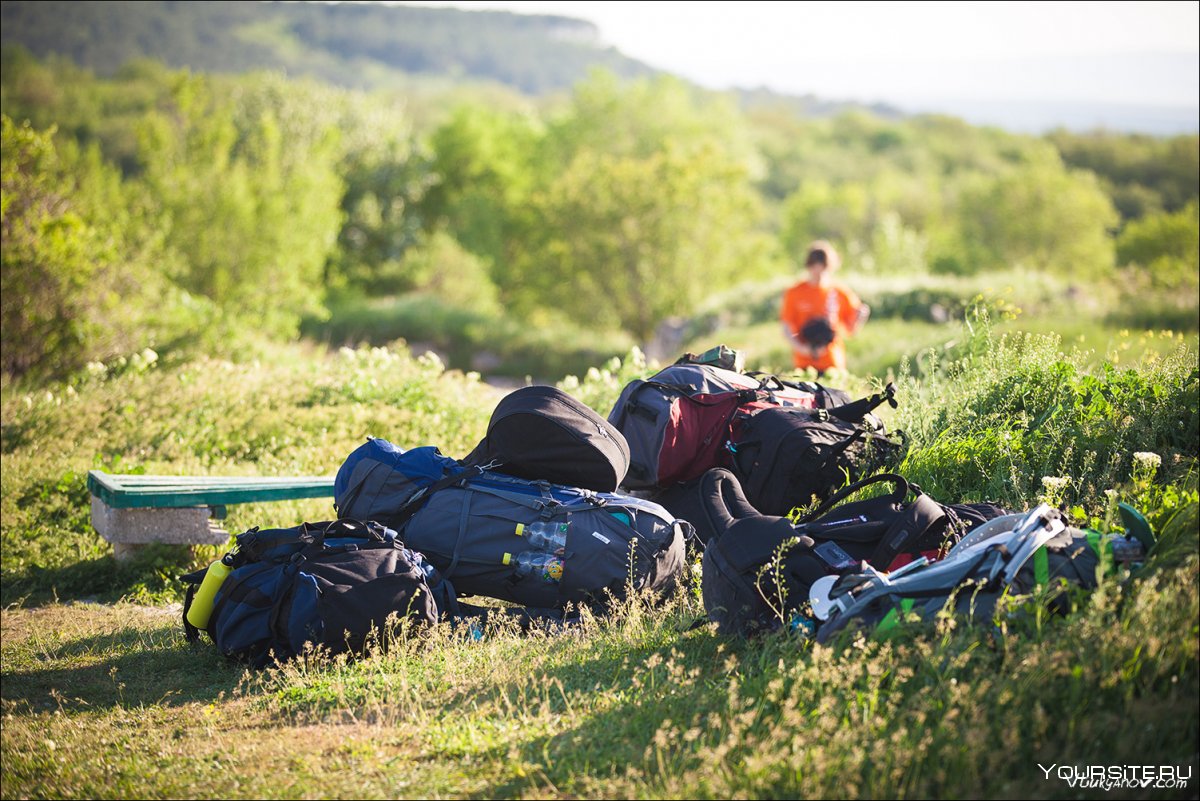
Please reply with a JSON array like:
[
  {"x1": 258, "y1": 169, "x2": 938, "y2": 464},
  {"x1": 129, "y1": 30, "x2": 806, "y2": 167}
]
[{"x1": 779, "y1": 240, "x2": 870, "y2": 374}]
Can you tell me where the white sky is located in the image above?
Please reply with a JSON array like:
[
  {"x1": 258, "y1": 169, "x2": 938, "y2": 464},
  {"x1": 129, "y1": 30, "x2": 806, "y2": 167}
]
[{"x1": 405, "y1": 1, "x2": 1200, "y2": 108}]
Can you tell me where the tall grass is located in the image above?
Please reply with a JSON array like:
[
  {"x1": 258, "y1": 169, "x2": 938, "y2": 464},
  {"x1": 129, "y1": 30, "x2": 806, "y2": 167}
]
[{"x1": 894, "y1": 307, "x2": 1199, "y2": 512}]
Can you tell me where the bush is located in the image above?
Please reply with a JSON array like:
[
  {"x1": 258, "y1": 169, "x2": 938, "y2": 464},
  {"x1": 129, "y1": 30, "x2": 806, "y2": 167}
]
[
  {"x1": 895, "y1": 307, "x2": 1198, "y2": 511},
  {"x1": 1, "y1": 115, "x2": 200, "y2": 377},
  {"x1": 1115, "y1": 200, "x2": 1200, "y2": 290}
]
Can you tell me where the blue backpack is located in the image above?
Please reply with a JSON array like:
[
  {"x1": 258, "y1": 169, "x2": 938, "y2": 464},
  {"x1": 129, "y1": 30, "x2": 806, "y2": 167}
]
[
  {"x1": 334, "y1": 437, "x2": 688, "y2": 611},
  {"x1": 183, "y1": 519, "x2": 449, "y2": 666}
]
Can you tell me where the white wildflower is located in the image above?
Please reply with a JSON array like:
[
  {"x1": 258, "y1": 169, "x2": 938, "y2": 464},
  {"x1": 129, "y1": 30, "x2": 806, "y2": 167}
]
[
  {"x1": 1040, "y1": 476, "x2": 1070, "y2": 492},
  {"x1": 1132, "y1": 452, "x2": 1161, "y2": 471}
]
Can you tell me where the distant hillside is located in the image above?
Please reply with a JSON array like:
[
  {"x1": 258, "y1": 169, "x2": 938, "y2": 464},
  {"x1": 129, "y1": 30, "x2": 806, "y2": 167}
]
[
  {"x1": 0, "y1": 0, "x2": 658, "y2": 94},
  {"x1": 0, "y1": 0, "x2": 904, "y2": 120},
  {"x1": 732, "y1": 85, "x2": 904, "y2": 122}
]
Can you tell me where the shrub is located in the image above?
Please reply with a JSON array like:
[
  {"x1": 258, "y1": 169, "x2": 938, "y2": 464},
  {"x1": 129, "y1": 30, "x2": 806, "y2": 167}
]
[{"x1": 895, "y1": 307, "x2": 1198, "y2": 510}]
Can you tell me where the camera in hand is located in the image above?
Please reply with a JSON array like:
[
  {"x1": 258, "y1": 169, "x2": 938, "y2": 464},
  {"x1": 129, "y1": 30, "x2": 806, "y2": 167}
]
[{"x1": 799, "y1": 317, "x2": 835, "y2": 349}]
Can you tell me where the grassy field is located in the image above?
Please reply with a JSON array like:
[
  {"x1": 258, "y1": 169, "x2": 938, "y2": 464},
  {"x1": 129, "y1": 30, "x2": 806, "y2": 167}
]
[{"x1": 2, "y1": 294, "x2": 1198, "y2": 798}]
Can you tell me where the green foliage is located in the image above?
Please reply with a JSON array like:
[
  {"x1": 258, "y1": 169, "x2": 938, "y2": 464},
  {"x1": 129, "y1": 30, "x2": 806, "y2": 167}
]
[
  {"x1": 895, "y1": 308, "x2": 1198, "y2": 511},
  {"x1": 1115, "y1": 200, "x2": 1200, "y2": 289},
  {"x1": 1, "y1": 116, "x2": 105, "y2": 375},
  {"x1": 419, "y1": 104, "x2": 540, "y2": 272},
  {"x1": 779, "y1": 180, "x2": 870, "y2": 259},
  {"x1": 516, "y1": 142, "x2": 771, "y2": 340},
  {"x1": 134, "y1": 72, "x2": 345, "y2": 339},
  {"x1": 394, "y1": 230, "x2": 500, "y2": 313},
  {"x1": 542, "y1": 72, "x2": 759, "y2": 169},
  {"x1": 944, "y1": 154, "x2": 1119, "y2": 277},
  {"x1": 0, "y1": 116, "x2": 198, "y2": 377},
  {"x1": 324, "y1": 94, "x2": 430, "y2": 295},
  {"x1": 1047, "y1": 128, "x2": 1200, "y2": 219}
]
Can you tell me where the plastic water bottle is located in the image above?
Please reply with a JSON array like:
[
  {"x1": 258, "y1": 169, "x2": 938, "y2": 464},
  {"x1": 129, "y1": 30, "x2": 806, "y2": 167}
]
[
  {"x1": 503, "y1": 551, "x2": 563, "y2": 582},
  {"x1": 185, "y1": 550, "x2": 238, "y2": 629},
  {"x1": 516, "y1": 521, "x2": 568, "y2": 555}
]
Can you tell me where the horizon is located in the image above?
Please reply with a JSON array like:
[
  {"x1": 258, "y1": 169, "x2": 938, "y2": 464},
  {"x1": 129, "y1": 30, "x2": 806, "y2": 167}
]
[{"x1": 398, "y1": 0, "x2": 1200, "y2": 134}]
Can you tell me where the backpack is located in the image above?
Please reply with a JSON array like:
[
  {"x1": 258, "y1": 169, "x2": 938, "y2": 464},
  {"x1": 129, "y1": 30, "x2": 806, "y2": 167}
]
[
  {"x1": 334, "y1": 438, "x2": 688, "y2": 611},
  {"x1": 729, "y1": 383, "x2": 903, "y2": 515},
  {"x1": 607, "y1": 358, "x2": 846, "y2": 490},
  {"x1": 699, "y1": 470, "x2": 1009, "y2": 636},
  {"x1": 461, "y1": 385, "x2": 629, "y2": 493},
  {"x1": 182, "y1": 519, "x2": 445, "y2": 666},
  {"x1": 811, "y1": 506, "x2": 1102, "y2": 644}
]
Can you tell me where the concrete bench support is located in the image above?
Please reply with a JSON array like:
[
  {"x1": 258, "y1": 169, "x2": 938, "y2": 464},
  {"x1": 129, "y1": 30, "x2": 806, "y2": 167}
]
[
  {"x1": 90, "y1": 496, "x2": 229, "y2": 561},
  {"x1": 87, "y1": 470, "x2": 335, "y2": 560}
]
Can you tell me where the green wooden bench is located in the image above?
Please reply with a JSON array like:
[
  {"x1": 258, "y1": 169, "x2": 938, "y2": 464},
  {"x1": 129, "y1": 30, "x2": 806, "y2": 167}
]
[{"x1": 87, "y1": 470, "x2": 335, "y2": 560}]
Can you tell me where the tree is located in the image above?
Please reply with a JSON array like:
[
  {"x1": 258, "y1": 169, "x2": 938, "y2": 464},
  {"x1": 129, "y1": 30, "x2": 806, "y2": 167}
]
[
  {"x1": 133, "y1": 72, "x2": 345, "y2": 337},
  {"x1": 1116, "y1": 200, "x2": 1199, "y2": 290},
  {"x1": 325, "y1": 90, "x2": 431, "y2": 296},
  {"x1": 490, "y1": 71, "x2": 771, "y2": 341},
  {"x1": 419, "y1": 105, "x2": 541, "y2": 274},
  {"x1": 515, "y1": 143, "x2": 768, "y2": 341},
  {"x1": 942, "y1": 153, "x2": 1119, "y2": 277},
  {"x1": 1, "y1": 116, "x2": 189, "y2": 376}
]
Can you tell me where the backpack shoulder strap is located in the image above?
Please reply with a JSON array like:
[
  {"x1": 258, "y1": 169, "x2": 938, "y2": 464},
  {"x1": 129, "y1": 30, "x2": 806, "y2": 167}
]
[
  {"x1": 796, "y1": 473, "x2": 909, "y2": 524},
  {"x1": 826, "y1": 383, "x2": 897, "y2": 423}
]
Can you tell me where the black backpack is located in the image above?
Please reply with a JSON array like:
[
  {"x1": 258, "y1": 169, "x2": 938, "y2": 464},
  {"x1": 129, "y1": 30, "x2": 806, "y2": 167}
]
[
  {"x1": 729, "y1": 383, "x2": 903, "y2": 516},
  {"x1": 700, "y1": 470, "x2": 1009, "y2": 636},
  {"x1": 182, "y1": 519, "x2": 446, "y2": 666},
  {"x1": 461, "y1": 385, "x2": 630, "y2": 493}
]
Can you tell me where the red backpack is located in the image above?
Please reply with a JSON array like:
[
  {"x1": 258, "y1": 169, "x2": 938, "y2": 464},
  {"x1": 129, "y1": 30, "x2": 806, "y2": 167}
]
[{"x1": 607, "y1": 357, "x2": 846, "y2": 490}]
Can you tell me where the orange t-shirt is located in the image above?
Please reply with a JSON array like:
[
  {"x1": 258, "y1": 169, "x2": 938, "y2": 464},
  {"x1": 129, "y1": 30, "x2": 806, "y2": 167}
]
[{"x1": 779, "y1": 280, "x2": 863, "y2": 372}]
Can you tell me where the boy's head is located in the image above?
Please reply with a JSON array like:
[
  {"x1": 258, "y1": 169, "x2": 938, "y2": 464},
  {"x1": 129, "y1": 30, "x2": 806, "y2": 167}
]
[
  {"x1": 801, "y1": 239, "x2": 840, "y2": 280},
  {"x1": 804, "y1": 240, "x2": 841, "y2": 272}
]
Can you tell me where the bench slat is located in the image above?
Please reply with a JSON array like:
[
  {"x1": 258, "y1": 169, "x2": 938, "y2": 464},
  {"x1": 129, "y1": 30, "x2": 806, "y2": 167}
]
[{"x1": 88, "y1": 470, "x2": 335, "y2": 509}]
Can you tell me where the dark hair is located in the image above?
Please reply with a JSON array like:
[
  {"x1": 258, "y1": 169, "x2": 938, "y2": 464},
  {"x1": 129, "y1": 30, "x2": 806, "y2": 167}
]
[
  {"x1": 804, "y1": 248, "x2": 828, "y2": 268},
  {"x1": 803, "y1": 239, "x2": 840, "y2": 269}
]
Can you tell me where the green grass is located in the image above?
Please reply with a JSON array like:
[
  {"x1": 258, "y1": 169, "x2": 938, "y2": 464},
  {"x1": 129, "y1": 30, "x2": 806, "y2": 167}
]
[
  {"x1": 2, "y1": 541, "x2": 1196, "y2": 798},
  {"x1": 2, "y1": 297, "x2": 1198, "y2": 799},
  {"x1": 303, "y1": 293, "x2": 637, "y2": 383}
]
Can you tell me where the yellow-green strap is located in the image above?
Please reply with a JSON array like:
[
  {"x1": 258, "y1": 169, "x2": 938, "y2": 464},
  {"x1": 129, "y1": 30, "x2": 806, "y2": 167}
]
[
  {"x1": 1083, "y1": 528, "x2": 1113, "y2": 574},
  {"x1": 1033, "y1": 545, "x2": 1050, "y2": 586},
  {"x1": 875, "y1": 598, "x2": 916, "y2": 634}
]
